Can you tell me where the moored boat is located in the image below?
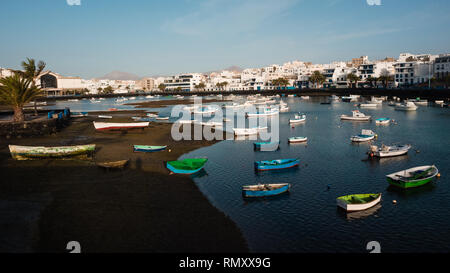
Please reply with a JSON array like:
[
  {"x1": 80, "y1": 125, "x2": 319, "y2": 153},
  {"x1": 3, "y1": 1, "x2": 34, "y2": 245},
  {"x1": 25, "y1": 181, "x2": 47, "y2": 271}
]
[
  {"x1": 288, "y1": 136, "x2": 308, "y2": 143},
  {"x1": 350, "y1": 129, "x2": 376, "y2": 142},
  {"x1": 375, "y1": 118, "x2": 391, "y2": 125},
  {"x1": 71, "y1": 112, "x2": 88, "y2": 118},
  {"x1": 386, "y1": 165, "x2": 439, "y2": 189},
  {"x1": 337, "y1": 193, "x2": 382, "y2": 212},
  {"x1": 359, "y1": 103, "x2": 377, "y2": 108},
  {"x1": 97, "y1": 159, "x2": 129, "y2": 169},
  {"x1": 369, "y1": 144, "x2": 411, "y2": 158},
  {"x1": 133, "y1": 145, "x2": 167, "y2": 152},
  {"x1": 253, "y1": 141, "x2": 280, "y2": 151},
  {"x1": 166, "y1": 158, "x2": 208, "y2": 174},
  {"x1": 9, "y1": 144, "x2": 95, "y2": 160},
  {"x1": 254, "y1": 158, "x2": 299, "y2": 171},
  {"x1": 93, "y1": 121, "x2": 149, "y2": 130},
  {"x1": 242, "y1": 183, "x2": 291, "y2": 198},
  {"x1": 289, "y1": 113, "x2": 306, "y2": 124},
  {"x1": 395, "y1": 101, "x2": 418, "y2": 111},
  {"x1": 340, "y1": 110, "x2": 371, "y2": 121},
  {"x1": 233, "y1": 128, "x2": 258, "y2": 136}
]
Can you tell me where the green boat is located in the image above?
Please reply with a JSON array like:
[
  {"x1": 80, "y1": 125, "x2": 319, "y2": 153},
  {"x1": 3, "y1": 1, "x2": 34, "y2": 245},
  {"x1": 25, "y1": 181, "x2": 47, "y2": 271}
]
[
  {"x1": 386, "y1": 165, "x2": 439, "y2": 189},
  {"x1": 166, "y1": 158, "x2": 208, "y2": 174},
  {"x1": 337, "y1": 193, "x2": 382, "y2": 212}
]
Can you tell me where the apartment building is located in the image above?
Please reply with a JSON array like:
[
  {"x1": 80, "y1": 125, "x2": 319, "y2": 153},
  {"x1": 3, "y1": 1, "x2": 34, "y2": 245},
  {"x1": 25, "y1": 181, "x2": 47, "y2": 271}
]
[{"x1": 434, "y1": 54, "x2": 450, "y2": 80}]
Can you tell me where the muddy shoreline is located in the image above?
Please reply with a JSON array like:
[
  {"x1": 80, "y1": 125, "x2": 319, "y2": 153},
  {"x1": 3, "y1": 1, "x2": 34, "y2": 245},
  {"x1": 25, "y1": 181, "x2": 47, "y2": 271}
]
[{"x1": 0, "y1": 113, "x2": 248, "y2": 253}]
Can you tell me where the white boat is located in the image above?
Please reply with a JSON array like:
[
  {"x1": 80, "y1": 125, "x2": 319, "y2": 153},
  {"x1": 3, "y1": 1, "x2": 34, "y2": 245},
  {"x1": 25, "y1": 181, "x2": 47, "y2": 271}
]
[
  {"x1": 146, "y1": 113, "x2": 158, "y2": 117},
  {"x1": 375, "y1": 118, "x2": 391, "y2": 125},
  {"x1": 340, "y1": 110, "x2": 371, "y2": 121},
  {"x1": 288, "y1": 137, "x2": 308, "y2": 143},
  {"x1": 247, "y1": 108, "x2": 279, "y2": 117},
  {"x1": 98, "y1": 115, "x2": 112, "y2": 119},
  {"x1": 233, "y1": 128, "x2": 258, "y2": 136},
  {"x1": 93, "y1": 121, "x2": 149, "y2": 130},
  {"x1": 145, "y1": 95, "x2": 154, "y2": 98},
  {"x1": 359, "y1": 103, "x2": 377, "y2": 108},
  {"x1": 300, "y1": 96, "x2": 310, "y2": 100},
  {"x1": 395, "y1": 101, "x2": 418, "y2": 111},
  {"x1": 156, "y1": 117, "x2": 170, "y2": 120},
  {"x1": 289, "y1": 113, "x2": 306, "y2": 124},
  {"x1": 337, "y1": 193, "x2": 382, "y2": 212},
  {"x1": 369, "y1": 144, "x2": 411, "y2": 158},
  {"x1": 67, "y1": 99, "x2": 79, "y2": 102},
  {"x1": 351, "y1": 129, "x2": 376, "y2": 142},
  {"x1": 369, "y1": 97, "x2": 383, "y2": 104},
  {"x1": 197, "y1": 121, "x2": 223, "y2": 127}
]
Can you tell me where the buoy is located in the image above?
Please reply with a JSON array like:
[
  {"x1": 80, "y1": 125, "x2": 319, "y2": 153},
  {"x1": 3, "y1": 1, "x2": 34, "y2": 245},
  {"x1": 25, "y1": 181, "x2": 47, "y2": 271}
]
[
  {"x1": 393, "y1": 200, "x2": 397, "y2": 204},
  {"x1": 168, "y1": 149, "x2": 172, "y2": 152},
  {"x1": 437, "y1": 173, "x2": 441, "y2": 178}
]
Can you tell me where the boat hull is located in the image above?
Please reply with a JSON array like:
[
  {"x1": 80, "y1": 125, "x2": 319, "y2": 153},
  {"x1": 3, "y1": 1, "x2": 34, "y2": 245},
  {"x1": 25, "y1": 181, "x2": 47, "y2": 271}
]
[
  {"x1": 9, "y1": 144, "x2": 95, "y2": 160},
  {"x1": 133, "y1": 145, "x2": 167, "y2": 152},
  {"x1": 387, "y1": 177, "x2": 434, "y2": 189},
  {"x1": 93, "y1": 122, "x2": 149, "y2": 130},
  {"x1": 243, "y1": 184, "x2": 290, "y2": 198},
  {"x1": 254, "y1": 159, "x2": 299, "y2": 171},
  {"x1": 337, "y1": 194, "x2": 382, "y2": 212}
]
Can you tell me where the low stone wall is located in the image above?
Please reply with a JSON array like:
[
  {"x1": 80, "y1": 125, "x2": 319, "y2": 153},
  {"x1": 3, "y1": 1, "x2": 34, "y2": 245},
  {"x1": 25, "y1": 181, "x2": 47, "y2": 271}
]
[{"x1": 0, "y1": 112, "x2": 70, "y2": 139}]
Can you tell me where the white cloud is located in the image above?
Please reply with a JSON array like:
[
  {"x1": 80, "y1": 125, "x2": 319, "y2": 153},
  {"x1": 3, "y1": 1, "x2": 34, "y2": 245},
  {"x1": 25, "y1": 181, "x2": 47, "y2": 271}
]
[
  {"x1": 162, "y1": 0, "x2": 300, "y2": 36},
  {"x1": 366, "y1": 0, "x2": 382, "y2": 6},
  {"x1": 67, "y1": 0, "x2": 81, "y2": 6}
]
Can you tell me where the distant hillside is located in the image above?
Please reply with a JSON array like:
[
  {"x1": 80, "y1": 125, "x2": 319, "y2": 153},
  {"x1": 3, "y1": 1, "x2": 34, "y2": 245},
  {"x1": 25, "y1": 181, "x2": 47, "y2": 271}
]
[{"x1": 96, "y1": 71, "x2": 141, "y2": 81}]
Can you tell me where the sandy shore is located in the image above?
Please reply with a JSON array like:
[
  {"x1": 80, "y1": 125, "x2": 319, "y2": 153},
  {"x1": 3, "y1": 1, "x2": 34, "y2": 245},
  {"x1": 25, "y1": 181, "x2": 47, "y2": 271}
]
[{"x1": 0, "y1": 112, "x2": 248, "y2": 253}]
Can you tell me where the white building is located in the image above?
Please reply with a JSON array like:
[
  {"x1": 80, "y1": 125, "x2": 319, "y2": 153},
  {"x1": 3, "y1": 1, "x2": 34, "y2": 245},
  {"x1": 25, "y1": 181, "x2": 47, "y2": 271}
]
[
  {"x1": 163, "y1": 73, "x2": 203, "y2": 91},
  {"x1": 434, "y1": 54, "x2": 450, "y2": 80},
  {"x1": 37, "y1": 71, "x2": 86, "y2": 96}
]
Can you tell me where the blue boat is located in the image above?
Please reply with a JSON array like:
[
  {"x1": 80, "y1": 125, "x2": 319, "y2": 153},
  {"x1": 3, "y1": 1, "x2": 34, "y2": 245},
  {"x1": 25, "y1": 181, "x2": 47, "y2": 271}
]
[
  {"x1": 253, "y1": 142, "x2": 280, "y2": 151},
  {"x1": 242, "y1": 183, "x2": 291, "y2": 198},
  {"x1": 254, "y1": 158, "x2": 299, "y2": 171}
]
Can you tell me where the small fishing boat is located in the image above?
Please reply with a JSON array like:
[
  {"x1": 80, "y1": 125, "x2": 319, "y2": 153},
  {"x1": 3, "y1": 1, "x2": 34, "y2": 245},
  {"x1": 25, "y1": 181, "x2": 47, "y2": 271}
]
[
  {"x1": 93, "y1": 121, "x2": 149, "y2": 130},
  {"x1": 242, "y1": 183, "x2": 291, "y2": 198},
  {"x1": 131, "y1": 116, "x2": 153, "y2": 122},
  {"x1": 253, "y1": 142, "x2": 280, "y2": 151},
  {"x1": 350, "y1": 129, "x2": 376, "y2": 142},
  {"x1": 67, "y1": 99, "x2": 79, "y2": 102},
  {"x1": 386, "y1": 165, "x2": 439, "y2": 189},
  {"x1": 369, "y1": 144, "x2": 411, "y2": 158},
  {"x1": 395, "y1": 101, "x2": 418, "y2": 111},
  {"x1": 166, "y1": 158, "x2": 208, "y2": 174},
  {"x1": 288, "y1": 137, "x2": 308, "y2": 143},
  {"x1": 247, "y1": 108, "x2": 279, "y2": 117},
  {"x1": 146, "y1": 113, "x2": 158, "y2": 118},
  {"x1": 97, "y1": 159, "x2": 129, "y2": 169},
  {"x1": 155, "y1": 116, "x2": 170, "y2": 120},
  {"x1": 9, "y1": 144, "x2": 95, "y2": 160},
  {"x1": 108, "y1": 108, "x2": 118, "y2": 111},
  {"x1": 133, "y1": 145, "x2": 167, "y2": 152},
  {"x1": 337, "y1": 193, "x2": 382, "y2": 212},
  {"x1": 375, "y1": 118, "x2": 391, "y2": 125},
  {"x1": 289, "y1": 113, "x2": 306, "y2": 124},
  {"x1": 71, "y1": 112, "x2": 88, "y2": 118},
  {"x1": 254, "y1": 158, "x2": 299, "y2": 171},
  {"x1": 301, "y1": 96, "x2": 310, "y2": 100},
  {"x1": 340, "y1": 110, "x2": 371, "y2": 121},
  {"x1": 98, "y1": 115, "x2": 113, "y2": 119},
  {"x1": 233, "y1": 128, "x2": 258, "y2": 136}
]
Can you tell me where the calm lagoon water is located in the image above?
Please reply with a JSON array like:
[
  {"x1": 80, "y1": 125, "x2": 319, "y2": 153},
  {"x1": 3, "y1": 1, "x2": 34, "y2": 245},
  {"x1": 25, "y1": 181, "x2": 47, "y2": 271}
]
[{"x1": 181, "y1": 97, "x2": 450, "y2": 253}]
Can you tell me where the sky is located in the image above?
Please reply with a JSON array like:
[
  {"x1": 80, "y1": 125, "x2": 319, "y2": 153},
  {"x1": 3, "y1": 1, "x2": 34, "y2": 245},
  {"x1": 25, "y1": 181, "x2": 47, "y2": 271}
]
[{"x1": 1, "y1": 0, "x2": 449, "y2": 79}]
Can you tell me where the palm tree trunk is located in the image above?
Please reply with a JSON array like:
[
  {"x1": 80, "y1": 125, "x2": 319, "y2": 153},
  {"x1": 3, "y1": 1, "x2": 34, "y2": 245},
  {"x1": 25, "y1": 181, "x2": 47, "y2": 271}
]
[
  {"x1": 34, "y1": 100, "x2": 38, "y2": 116},
  {"x1": 13, "y1": 106, "x2": 25, "y2": 122}
]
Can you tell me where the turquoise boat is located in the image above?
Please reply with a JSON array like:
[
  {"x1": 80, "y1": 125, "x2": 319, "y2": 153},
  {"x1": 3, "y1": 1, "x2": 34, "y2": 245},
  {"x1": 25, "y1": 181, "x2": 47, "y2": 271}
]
[
  {"x1": 242, "y1": 183, "x2": 291, "y2": 198},
  {"x1": 133, "y1": 145, "x2": 167, "y2": 152},
  {"x1": 254, "y1": 158, "x2": 299, "y2": 171},
  {"x1": 166, "y1": 158, "x2": 208, "y2": 174},
  {"x1": 253, "y1": 142, "x2": 280, "y2": 151}
]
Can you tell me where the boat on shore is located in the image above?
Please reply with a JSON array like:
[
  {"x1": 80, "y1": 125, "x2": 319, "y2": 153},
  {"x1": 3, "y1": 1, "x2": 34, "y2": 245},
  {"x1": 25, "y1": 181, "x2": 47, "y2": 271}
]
[
  {"x1": 93, "y1": 121, "x2": 149, "y2": 130},
  {"x1": 133, "y1": 145, "x2": 167, "y2": 152},
  {"x1": 242, "y1": 183, "x2": 291, "y2": 198},
  {"x1": 98, "y1": 115, "x2": 112, "y2": 119},
  {"x1": 386, "y1": 165, "x2": 439, "y2": 189},
  {"x1": 340, "y1": 110, "x2": 371, "y2": 121},
  {"x1": 375, "y1": 118, "x2": 391, "y2": 125},
  {"x1": 97, "y1": 159, "x2": 129, "y2": 169},
  {"x1": 254, "y1": 158, "x2": 299, "y2": 171},
  {"x1": 166, "y1": 158, "x2": 208, "y2": 174},
  {"x1": 350, "y1": 129, "x2": 376, "y2": 142},
  {"x1": 71, "y1": 112, "x2": 88, "y2": 118},
  {"x1": 395, "y1": 101, "x2": 418, "y2": 111},
  {"x1": 9, "y1": 144, "x2": 95, "y2": 160},
  {"x1": 288, "y1": 137, "x2": 308, "y2": 143},
  {"x1": 337, "y1": 193, "x2": 382, "y2": 212},
  {"x1": 131, "y1": 116, "x2": 153, "y2": 122},
  {"x1": 369, "y1": 144, "x2": 411, "y2": 158}
]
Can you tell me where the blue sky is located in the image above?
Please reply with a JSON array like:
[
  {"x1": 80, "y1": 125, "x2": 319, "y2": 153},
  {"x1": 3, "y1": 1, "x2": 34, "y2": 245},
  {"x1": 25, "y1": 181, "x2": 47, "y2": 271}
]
[{"x1": 1, "y1": 0, "x2": 449, "y2": 79}]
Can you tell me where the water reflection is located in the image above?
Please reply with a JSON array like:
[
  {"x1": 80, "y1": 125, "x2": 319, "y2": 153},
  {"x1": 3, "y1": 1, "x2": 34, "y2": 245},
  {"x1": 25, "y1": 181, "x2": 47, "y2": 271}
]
[{"x1": 336, "y1": 204, "x2": 382, "y2": 221}]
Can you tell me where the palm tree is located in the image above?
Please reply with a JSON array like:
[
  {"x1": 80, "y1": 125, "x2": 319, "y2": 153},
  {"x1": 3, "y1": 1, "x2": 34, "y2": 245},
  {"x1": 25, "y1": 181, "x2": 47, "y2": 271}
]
[
  {"x1": 0, "y1": 73, "x2": 43, "y2": 122},
  {"x1": 197, "y1": 82, "x2": 206, "y2": 91},
  {"x1": 309, "y1": 71, "x2": 325, "y2": 89},
  {"x1": 158, "y1": 83, "x2": 166, "y2": 92},
  {"x1": 19, "y1": 58, "x2": 46, "y2": 115},
  {"x1": 378, "y1": 70, "x2": 394, "y2": 89},
  {"x1": 366, "y1": 77, "x2": 378, "y2": 88},
  {"x1": 346, "y1": 73, "x2": 360, "y2": 88}
]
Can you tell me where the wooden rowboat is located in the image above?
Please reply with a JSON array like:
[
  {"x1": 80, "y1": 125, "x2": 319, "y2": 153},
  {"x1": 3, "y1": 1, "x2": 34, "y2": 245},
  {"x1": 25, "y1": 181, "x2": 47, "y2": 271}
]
[
  {"x1": 254, "y1": 158, "x2": 299, "y2": 171},
  {"x1": 93, "y1": 121, "x2": 149, "y2": 130},
  {"x1": 133, "y1": 145, "x2": 167, "y2": 152},
  {"x1": 242, "y1": 183, "x2": 291, "y2": 198},
  {"x1": 337, "y1": 193, "x2": 382, "y2": 212},
  {"x1": 166, "y1": 158, "x2": 208, "y2": 174},
  {"x1": 97, "y1": 159, "x2": 129, "y2": 169},
  {"x1": 9, "y1": 144, "x2": 95, "y2": 160},
  {"x1": 386, "y1": 165, "x2": 439, "y2": 189}
]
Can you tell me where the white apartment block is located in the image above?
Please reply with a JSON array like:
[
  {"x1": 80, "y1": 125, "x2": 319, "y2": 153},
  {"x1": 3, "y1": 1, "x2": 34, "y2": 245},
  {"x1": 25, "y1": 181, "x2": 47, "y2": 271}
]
[
  {"x1": 164, "y1": 73, "x2": 203, "y2": 91},
  {"x1": 434, "y1": 54, "x2": 450, "y2": 80}
]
